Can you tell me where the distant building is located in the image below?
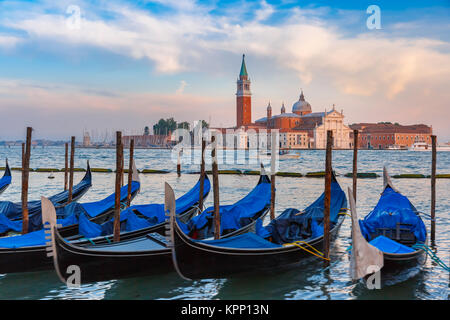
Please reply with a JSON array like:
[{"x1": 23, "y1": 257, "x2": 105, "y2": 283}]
[
  {"x1": 279, "y1": 129, "x2": 309, "y2": 149},
  {"x1": 227, "y1": 54, "x2": 353, "y2": 149},
  {"x1": 350, "y1": 123, "x2": 433, "y2": 149},
  {"x1": 83, "y1": 131, "x2": 91, "y2": 147}
]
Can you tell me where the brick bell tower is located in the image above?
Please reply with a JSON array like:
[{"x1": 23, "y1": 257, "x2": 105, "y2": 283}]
[{"x1": 236, "y1": 54, "x2": 252, "y2": 127}]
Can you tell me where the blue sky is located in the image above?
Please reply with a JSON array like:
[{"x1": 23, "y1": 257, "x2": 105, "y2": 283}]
[{"x1": 0, "y1": 0, "x2": 449, "y2": 141}]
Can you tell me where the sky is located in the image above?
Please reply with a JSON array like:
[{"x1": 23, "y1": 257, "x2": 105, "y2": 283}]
[{"x1": 0, "y1": 0, "x2": 449, "y2": 142}]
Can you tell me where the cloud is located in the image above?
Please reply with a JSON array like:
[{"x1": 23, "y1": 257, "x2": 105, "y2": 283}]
[
  {"x1": 4, "y1": 2, "x2": 449, "y2": 99},
  {"x1": 0, "y1": 34, "x2": 22, "y2": 48},
  {"x1": 0, "y1": 1, "x2": 449, "y2": 139},
  {"x1": 254, "y1": 0, "x2": 274, "y2": 22}
]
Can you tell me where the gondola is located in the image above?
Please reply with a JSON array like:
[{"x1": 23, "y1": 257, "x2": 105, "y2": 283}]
[
  {"x1": 72, "y1": 174, "x2": 211, "y2": 244},
  {"x1": 169, "y1": 171, "x2": 347, "y2": 280},
  {"x1": 46, "y1": 172, "x2": 270, "y2": 284},
  {"x1": 0, "y1": 159, "x2": 12, "y2": 196},
  {"x1": 347, "y1": 167, "x2": 427, "y2": 285},
  {"x1": 0, "y1": 161, "x2": 92, "y2": 221},
  {"x1": 0, "y1": 163, "x2": 140, "y2": 274}
]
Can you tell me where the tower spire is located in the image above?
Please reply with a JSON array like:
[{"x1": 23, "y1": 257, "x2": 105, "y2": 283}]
[
  {"x1": 239, "y1": 54, "x2": 248, "y2": 79},
  {"x1": 236, "y1": 54, "x2": 251, "y2": 127},
  {"x1": 299, "y1": 89, "x2": 305, "y2": 101}
]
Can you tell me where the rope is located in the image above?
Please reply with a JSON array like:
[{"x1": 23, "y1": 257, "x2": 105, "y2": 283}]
[
  {"x1": 81, "y1": 237, "x2": 96, "y2": 245},
  {"x1": 338, "y1": 211, "x2": 351, "y2": 217},
  {"x1": 283, "y1": 240, "x2": 330, "y2": 261},
  {"x1": 104, "y1": 236, "x2": 111, "y2": 244},
  {"x1": 412, "y1": 243, "x2": 450, "y2": 272}
]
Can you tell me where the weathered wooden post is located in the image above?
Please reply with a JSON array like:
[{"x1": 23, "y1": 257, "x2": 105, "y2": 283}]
[
  {"x1": 323, "y1": 130, "x2": 333, "y2": 266},
  {"x1": 121, "y1": 150, "x2": 125, "y2": 187},
  {"x1": 64, "y1": 142, "x2": 68, "y2": 191},
  {"x1": 68, "y1": 136, "x2": 75, "y2": 203},
  {"x1": 199, "y1": 139, "x2": 206, "y2": 211},
  {"x1": 21, "y1": 143, "x2": 25, "y2": 168},
  {"x1": 177, "y1": 148, "x2": 182, "y2": 177},
  {"x1": 126, "y1": 138, "x2": 134, "y2": 207},
  {"x1": 431, "y1": 135, "x2": 436, "y2": 243},
  {"x1": 352, "y1": 129, "x2": 359, "y2": 202},
  {"x1": 211, "y1": 135, "x2": 220, "y2": 240},
  {"x1": 21, "y1": 127, "x2": 32, "y2": 235},
  {"x1": 114, "y1": 131, "x2": 123, "y2": 242},
  {"x1": 270, "y1": 131, "x2": 277, "y2": 220}
]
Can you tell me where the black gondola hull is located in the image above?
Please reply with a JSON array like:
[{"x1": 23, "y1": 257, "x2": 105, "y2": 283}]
[
  {"x1": 172, "y1": 215, "x2": 345, "y2": 279},
  {"x1": 50, "y1": 206, "x2": 265, "y2": 283},
  {"x1": 54, "y1": 231, "x2": 173, "y2": 283},
  {"x1": 0, "y1": 188, "x2": 139, "y2": 274}
]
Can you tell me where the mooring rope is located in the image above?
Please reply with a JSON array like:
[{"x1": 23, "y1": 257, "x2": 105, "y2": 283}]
[
  {"x1": 283, "y1": 240, "x2": 330, "y2": 261},
  {"x1": 412, "y1": 243, "x2": 450, "y2": 272}
]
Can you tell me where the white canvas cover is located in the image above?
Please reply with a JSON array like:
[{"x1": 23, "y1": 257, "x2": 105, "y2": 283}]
[{"x1": 348, "y1": 187, "x2": 384, "y2": 280}]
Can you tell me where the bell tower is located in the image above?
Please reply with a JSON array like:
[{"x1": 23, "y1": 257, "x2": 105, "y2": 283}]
[{"x1": 236, "y1": 54, "x2": 252, "y2": 127}]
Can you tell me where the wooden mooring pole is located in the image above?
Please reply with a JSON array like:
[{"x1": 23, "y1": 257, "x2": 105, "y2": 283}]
[
  {"x1": 121, "y1": 152, "x2": 125, "y2": 187},
  {"x1": 431, "y1": 135, "x2": 436, "y2": 243},
  {"x1": 21, "y1": 143, "x2": 25, "y2": 169},
  {"x1": 114, "y1": 131, "x2": 123, "y2": 242},
  {"x1": 21, "y1": 127, "x2": 32, "y2": 235},
  {"x1": 323, "y1": 130, "x2": 333, "y2": 266},
  {"x1": 68, "y1": 136, "x2": 75, "y2": 203},
  {"x1": 270, "y1": 131, "x2": 277, "y2": 220},
  {"x1": 211, "y1": 135, "x2": 220, "y2": 240},
  {"x1": 64, "y1": 142, "x2": 68, "y2": 191},
  {"x1": 126, "y1": 138, "x2": 134, "y2": 208},
  {"x1": 352, "y1": 129, "x2": 358, "y2": 202},
  {"x1": 199, "y1": 139, "x2": 206, "y2": 211},
  {"x1": 177, "y1": 148, "x2": 182, "y2": 177}
]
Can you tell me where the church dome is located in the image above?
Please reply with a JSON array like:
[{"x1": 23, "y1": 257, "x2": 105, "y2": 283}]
[{"x1": 292, "y1": 90, "x2": 312, "y2": 114}]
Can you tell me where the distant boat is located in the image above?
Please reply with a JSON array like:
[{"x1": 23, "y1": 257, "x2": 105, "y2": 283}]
[
  {"x1": 48, "y1": 173, "x2": 55, "y2": 179},
  {"x1": 261, "y1": 150, "x2": 300, "y2": 159},
  {"x1": 408, "y1": 142, "x2": 450, "y2": 151},
  {"x1": 386, "y1": 145, "x2": 406, "y2": 150}
]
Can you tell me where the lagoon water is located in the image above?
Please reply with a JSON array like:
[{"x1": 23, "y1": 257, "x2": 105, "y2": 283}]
[{"x1": 0, "y1": 146, "x2": 448, "y2": 300}]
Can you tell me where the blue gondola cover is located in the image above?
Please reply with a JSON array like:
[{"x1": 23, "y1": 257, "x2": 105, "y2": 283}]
[
  {"x1": 77, "y1": 177, "x2": 210, "y2": 238},
  {"x1": 368, "y1": 235, "x2": 415, "y2": 254},
  {"x1": 0, "y1": 181, "x2": 140, "y2": 247},
  {"x1": 259, "y1": 180, "x2": 346, "y2": 244},
  {"x1": 0, "y1": 168, "x2": 92, "y2": 220},
  {"x1": 182, "y1": 178, "x2": 271, "y2": 238},
  {"x1": 358, "y1": 187, "x2": 427, "y2": 243}
]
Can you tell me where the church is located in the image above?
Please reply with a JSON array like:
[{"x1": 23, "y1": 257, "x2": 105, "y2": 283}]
[{"x1": 232, "y1": 54, "x2": 353, "y2": 149}]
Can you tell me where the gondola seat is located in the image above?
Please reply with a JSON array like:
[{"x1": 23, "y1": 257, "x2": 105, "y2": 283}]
[
  {"x1": 369, "y1": 223, "x2": 417, "y2": 246},
  {"x1": 368, "y1": 235, "x2": 415, "y2": 254}
]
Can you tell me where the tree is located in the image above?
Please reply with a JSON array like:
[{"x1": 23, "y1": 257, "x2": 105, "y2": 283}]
[
  {"x1": 144, "y1": 126, "x2": 150, "y2": 135},
  {"x1": 153, "y1": 118, "x2": 178, "y2": 136},
  {"x1": 177, "y1": 121, "x2": 190, "y2": 130}
]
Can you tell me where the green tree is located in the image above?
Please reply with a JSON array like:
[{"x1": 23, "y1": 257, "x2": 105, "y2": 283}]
[
  {"x1": 201, "y1": 120, "x2": 209, "y2": 128},
  {"x1": 177, "y1": 121, "x2": 190, "y2": 130},
  {"x1": 153, "y1": 118, "x2": 178, "y2": 135}
]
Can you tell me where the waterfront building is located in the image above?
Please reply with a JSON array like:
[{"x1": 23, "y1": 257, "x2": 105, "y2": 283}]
[{"x1": 350, "y1": 123, "x2": 433, "y2": 149}]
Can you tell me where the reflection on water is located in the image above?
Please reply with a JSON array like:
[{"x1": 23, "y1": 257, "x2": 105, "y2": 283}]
[{"x1": 0, "y1": 147, "x2": 448, "y2": 300}]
